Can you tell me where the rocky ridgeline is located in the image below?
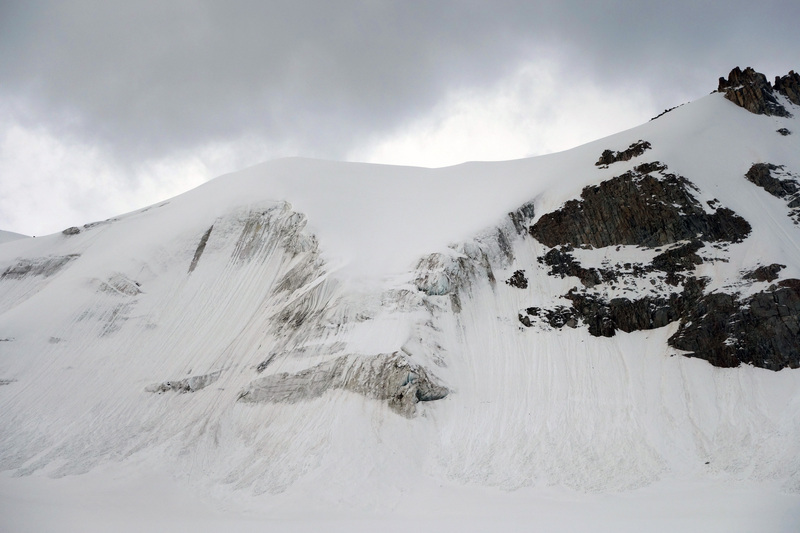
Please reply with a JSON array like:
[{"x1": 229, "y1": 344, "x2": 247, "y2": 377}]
[
  {"x1": 717, "y1": 66, "x2": 799, "y2": 117},
  {"x1": 513, "y1": 139, "x2": 800, "y2": 370}
]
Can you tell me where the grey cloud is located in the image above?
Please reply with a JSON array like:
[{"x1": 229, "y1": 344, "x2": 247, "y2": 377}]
[{"x1": 1, "y1": 1, "x2": 799, "y2": 163}]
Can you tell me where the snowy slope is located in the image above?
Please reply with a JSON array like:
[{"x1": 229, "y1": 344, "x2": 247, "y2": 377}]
[
  {"x1": 1, "y1": 86, "x2": 800, "y2": 531},
  {"x1": 0, "y1": 229, "x2": 27, "y2": 245}
]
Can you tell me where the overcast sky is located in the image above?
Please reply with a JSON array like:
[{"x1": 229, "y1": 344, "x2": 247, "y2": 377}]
[{"x1": 1, "y1": 1, "x2": 799, "y2": 236}]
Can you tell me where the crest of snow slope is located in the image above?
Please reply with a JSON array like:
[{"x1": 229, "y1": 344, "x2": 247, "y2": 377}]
[
  {"x1": 0, "y1": 230, "x2": 27, "y2": 245},
  {"x1": 1, "y1": 90, "x2": 800, "y2": 530}
]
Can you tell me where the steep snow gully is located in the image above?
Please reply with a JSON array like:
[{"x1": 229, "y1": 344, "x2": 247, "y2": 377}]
[{"x1": 2, "y1": 67, "x2": 800, "y2": 530}]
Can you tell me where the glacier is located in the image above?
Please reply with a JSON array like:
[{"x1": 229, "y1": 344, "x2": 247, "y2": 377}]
[{"x1": 1, "y1": 75, "x2": 800, "y2": 531}]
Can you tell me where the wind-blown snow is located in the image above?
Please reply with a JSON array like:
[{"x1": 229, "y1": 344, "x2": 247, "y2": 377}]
[{"x1": 1, "y1": 91, "x2": 799, "y2": 531}]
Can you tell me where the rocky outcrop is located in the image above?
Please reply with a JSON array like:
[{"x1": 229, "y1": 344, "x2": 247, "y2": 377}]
[
  {"x1": 530, "y1": 164, "x2": 751, "y2": 248},
  {"x1": 514, "y1": 149, "x2": 800, "y2": 370},
  {"x1": 651, "y1": 240, "x2": 704, "y2": 285},
  {"x1": 717, "y1": 67, "x2": 792, "y2": 117},
  {"x1": 774, "y1": 70, "x2": 800, "y2": 106},
  {"x1": 745, "y1": 163, "x2": 800, "y2": 223},
  {"x1": 743, "y1": 263, "x2": 785, "y2": 283},
  {"x1": 564, "y1": 291, "x2": 680, "y2": 337},
  {"x1": 519, "y1": 233, "x2": 800, "y2": 370},
  {"x1": 745, "y1": 163, "x2": 798, "y2": 197},
  {"x1": 595, "y1": 140, "x2": 651, "y2": 166},
  {"x1": 521, "y1": 306, "x2": 577, "y2": 329},
  {"x1": 505, "y1": 270, "x2": 528, "y2": 289},
  {"x1": 238, "y1": 352, "x2": 448, "y2": 418},
  {"x1": 670, "y1": 280, "x2": 800, "y2": 370},
  {"x1": 521, "y1": 245, "x2": 800, "y2": 370},
  {"x1": 538, "y1": 246, "x2": 614, "y2": 288}
]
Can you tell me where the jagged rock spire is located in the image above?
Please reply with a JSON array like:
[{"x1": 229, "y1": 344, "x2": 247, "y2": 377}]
[
  {"x1": 775, "y1": 70, "x2": 800, "y2": 106},
  {"x1": 717, "y1": 66, "x2": 797, "y2": 117}
]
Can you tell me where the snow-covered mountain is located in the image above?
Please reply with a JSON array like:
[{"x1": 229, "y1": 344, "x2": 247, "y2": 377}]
[{"x1": 2, "y1": 67, "x2": 800, "y2": 532}]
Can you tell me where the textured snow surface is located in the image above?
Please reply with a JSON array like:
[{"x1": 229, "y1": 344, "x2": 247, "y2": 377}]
[{"x1": 1, "y1": 92, "x2": 800, "y2": 530}]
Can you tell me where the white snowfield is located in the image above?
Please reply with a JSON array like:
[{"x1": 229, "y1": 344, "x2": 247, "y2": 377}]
[
  {"x1": 1, "y1": 92, "x2": 800, "y2": 532},
  {"x1": 0, "y1": 230, "x2": 27, "y2": 245}
]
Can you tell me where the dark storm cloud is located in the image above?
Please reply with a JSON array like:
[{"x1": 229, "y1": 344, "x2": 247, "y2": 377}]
[{"x1": 1, "y1": 0, "x2": 799, "y2": 162}]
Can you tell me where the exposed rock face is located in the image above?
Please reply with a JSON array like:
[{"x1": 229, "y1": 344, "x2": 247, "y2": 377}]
[
  {"x1": 651, "y1": 240, "x2": 704, "y2": 285},
  {"x1": 237, "y1": 352, "x2": 448, "y2": 418},
  {"x1": 506, "y1": 270, "x2": 528, "y2": 289},
  {"x1": 745, "y1": 163, "x2": 800, "y2": 223},
  {"x1": 745, "y1": 163, "x2": 798, "y2": 197},
  {"x1": 564, "y1": 291, "x2": 680, "y2": 338},
  {"x1": 743, "y1": 263, "x2": 785, "y2": 283},
  {"x1": 717, "y1": 67, "x2": 792, "y2": 117},
  {"x1": 539, "y1": 246, "x2": 614, "y2": 288},
  {"x1": 520, "y1": 238, "x2": 800, "y2": 370},
  {"x1": 514, "y1": 150, "x2": 800, "y2": 370},
  {"x1": 530, "y1": 163, "x2": 751, "y2": 248},
  {"x1": 595, "y1": 140, "x2": 651, "y2": 166},
  {"x1": 670, "y1": 281, "x2": 800, "y2": 370},
  {"x1": 521, "y1": 306, "x2": 577, "y2": 329},
  {"x1": 774, "y1": 70, "x2": 800, "y2": 106}
]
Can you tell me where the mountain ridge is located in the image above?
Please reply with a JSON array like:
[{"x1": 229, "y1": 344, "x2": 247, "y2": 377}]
[{"x1": 1, "y1": 67, "x2": 800, "y2": 530}]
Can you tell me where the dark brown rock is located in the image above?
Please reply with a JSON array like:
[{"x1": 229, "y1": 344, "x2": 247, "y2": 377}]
[
  {"x1": 595, "y1": 140, "x2": 651, "y2": 166},
  {"x1": 745, "y1": 163, "x2": 800, "y2": 223},
  {"x1": 651, "y1": 240, "x2": 704, "y2": 274},
  {"x1": 530, "y1": 167, "x2": 751, "y2": 249},
  {"x1": 669, "y1": 282, "x2": 800, "y2": 370},
  {"x1": 745, "y1": 163, "x2": 797, "y2": 198},
  {"x1": 717, "y1": 67, "x2": 791, "y2": 117},
  {"x1": 774, "y1": 70, "x2": 800, "y2": 106}
]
